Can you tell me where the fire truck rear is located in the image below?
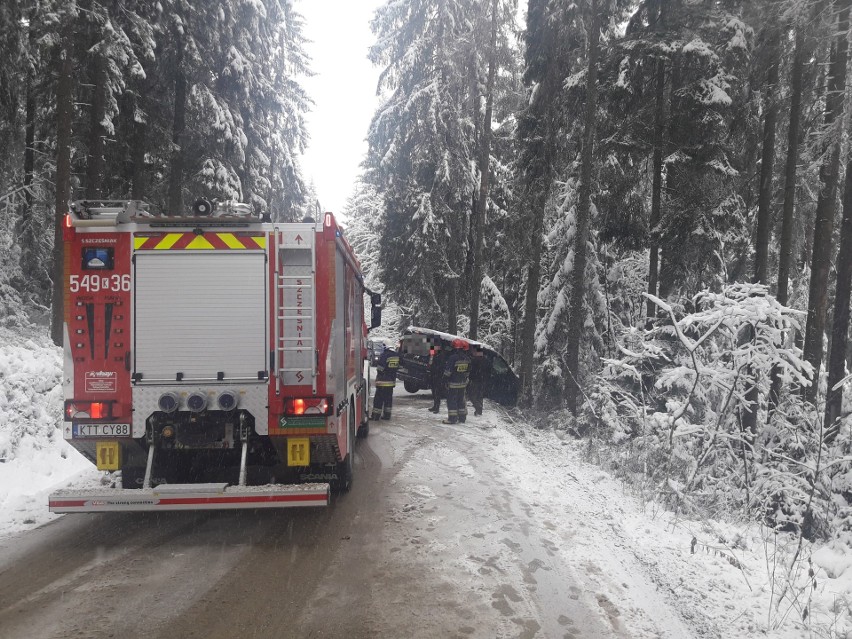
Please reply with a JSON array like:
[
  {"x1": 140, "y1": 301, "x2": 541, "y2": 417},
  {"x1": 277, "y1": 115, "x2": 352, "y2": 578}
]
[{"x1": 49, "y1": 200, "x2": 380, "y2": 512}]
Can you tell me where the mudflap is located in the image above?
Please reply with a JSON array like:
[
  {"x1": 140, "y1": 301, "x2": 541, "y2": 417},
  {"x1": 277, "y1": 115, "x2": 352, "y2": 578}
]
[
  {"x1": 333, "y1": 455, "x2": 353, "y2": 494},
  {"x1": 49, "y1": 482, "x2": 329, "y2": 513}
]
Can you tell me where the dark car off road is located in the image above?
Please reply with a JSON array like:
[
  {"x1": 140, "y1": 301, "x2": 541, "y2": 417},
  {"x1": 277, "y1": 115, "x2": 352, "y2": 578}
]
[{"x1": 395, "y1": 326, "x2": 519, "y2": 406}]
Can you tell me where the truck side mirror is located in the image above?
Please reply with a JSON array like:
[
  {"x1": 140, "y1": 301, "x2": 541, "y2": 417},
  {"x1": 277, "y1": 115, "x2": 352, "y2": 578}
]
[
  {"x1": 371, "y1": 293, "x2": 382, "y2": 307},
  {"x1": 371, "y1": 305, "x2": 382, "y2": 329}
]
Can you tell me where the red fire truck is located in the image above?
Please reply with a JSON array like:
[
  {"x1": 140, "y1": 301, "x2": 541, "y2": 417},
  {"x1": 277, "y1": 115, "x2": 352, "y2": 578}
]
[{"x1": 49, "y1": 200, "x2": 380, "y2": 512}]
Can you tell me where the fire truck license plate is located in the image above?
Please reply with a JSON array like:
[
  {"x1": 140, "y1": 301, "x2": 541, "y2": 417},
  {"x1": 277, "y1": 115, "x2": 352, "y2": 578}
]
[{"x1": 73, "y1": 423, "x2": 131, "y2": 438}]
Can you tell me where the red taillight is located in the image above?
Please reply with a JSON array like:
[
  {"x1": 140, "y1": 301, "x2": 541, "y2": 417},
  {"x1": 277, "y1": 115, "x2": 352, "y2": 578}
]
[
  {"x1": 284, "y1": 397, "x2": 332, "y2": 417},
  {"x1": 62, "y1": 214, "x2": 75, "y2": 241},
  {"x1": 65, "y1": 401, "x2": 111, "y2": 420}
]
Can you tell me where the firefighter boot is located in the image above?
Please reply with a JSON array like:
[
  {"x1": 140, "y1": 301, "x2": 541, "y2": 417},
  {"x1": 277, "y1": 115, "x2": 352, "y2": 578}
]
[
  {"x1": 370, "y1": 410, "x2": 381, "y2": 421},
  {"x1": 381, "y1": 410, "x2": 392, "y2": 420}
]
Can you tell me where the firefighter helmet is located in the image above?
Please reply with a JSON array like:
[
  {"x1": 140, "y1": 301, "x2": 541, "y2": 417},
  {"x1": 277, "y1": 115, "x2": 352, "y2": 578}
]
[{"x1": 452, "y1": 338, "x2": 468, "y2": 350}]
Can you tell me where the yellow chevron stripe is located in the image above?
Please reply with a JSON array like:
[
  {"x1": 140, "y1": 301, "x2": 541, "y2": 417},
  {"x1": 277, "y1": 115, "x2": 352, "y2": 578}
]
[
  {"x1": 135, "y1": 233, "x2": 266, "y2": 250},
  {"x1": 219, "y1": 233, "x2": 244, "y2": 249},
  {"x1": 185, "y1": 235, "x2": 215, "y2": 250},
  {"x1": 156, "y1": 233, "x2": 183, "y2": 250}
]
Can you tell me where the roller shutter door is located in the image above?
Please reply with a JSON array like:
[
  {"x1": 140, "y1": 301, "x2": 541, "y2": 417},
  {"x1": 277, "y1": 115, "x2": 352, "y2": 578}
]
[{"x1": 134, "y1": 252, "x2": 267, "y2": 381}]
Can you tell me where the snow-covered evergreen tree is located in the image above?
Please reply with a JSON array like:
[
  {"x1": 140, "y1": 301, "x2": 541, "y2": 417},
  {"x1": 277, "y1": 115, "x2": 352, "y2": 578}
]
[
  {"x1": 366, "y1": 0, "x2": 486, "y2": 331},
  {"x1": 343, "y1": 177, "x2": 404, "y2": 339},
  {"x1": 598, "y1": 0, "x2": 754, "y2": 302},
  {"x1": 205, "y1": 0, "x2": 311, "y2": 218},
  {"x1": 533, "y1": 176, "x2": 608, "y2": 408},
  {"x1": 149, "y1": 0, "x2": 309, "y2": 217}
]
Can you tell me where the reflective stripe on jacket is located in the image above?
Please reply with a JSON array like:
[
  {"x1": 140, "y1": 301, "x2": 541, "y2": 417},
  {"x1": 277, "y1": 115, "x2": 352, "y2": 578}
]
[
  {"x1": 444, "y1": 352, "x2": 470, "y2": 388},
  {"x1": 376, "y1": 350, "x2": 400, "y2": 386}
]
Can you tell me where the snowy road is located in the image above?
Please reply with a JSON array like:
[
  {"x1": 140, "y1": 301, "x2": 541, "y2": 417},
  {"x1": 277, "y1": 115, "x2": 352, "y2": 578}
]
[{"x1": 0, "y1": 390, "x2": 695, "y2": 639}]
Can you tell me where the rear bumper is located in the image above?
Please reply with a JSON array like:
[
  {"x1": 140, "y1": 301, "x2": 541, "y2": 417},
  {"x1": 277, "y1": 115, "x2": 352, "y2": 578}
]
[
  {"x1": 49, "y1": 482, "x2": 329, "y2": 512},
  {"x1": 396, "y1": 367, "x2": 429, "y2": 388}
]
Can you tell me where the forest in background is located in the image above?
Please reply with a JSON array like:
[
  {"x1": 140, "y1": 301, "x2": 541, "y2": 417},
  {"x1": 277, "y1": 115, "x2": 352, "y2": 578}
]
[
  {"x1": 346, "y1": 0, "x2": 852, "y2": 546},
  {"x1": 3, "y1": 0, "x2": 852, "y2": 547},
  {"x1": 0, "y1": 0, "x2": 312, "y2": 339}
]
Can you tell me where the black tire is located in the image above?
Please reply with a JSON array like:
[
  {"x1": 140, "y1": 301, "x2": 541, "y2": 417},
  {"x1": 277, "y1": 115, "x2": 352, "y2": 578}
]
[
  {"x1": 335, "y1": 453, "x2": 353, "y2": 494},
  {"x1": 333, "y1": 403, "x2": 356, "y2": 493},
  {"x1": 404, "y1": 380, "x2": 420, "y2": 393},
  {"x1": 358, "y1": 384, "x2": 369, "y2": 438}
]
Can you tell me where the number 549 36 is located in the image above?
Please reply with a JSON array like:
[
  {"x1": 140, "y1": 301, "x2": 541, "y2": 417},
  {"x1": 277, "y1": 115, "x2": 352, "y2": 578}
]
[{"x1": 69, "y1": 274, "x2": 130, "y2": 293}]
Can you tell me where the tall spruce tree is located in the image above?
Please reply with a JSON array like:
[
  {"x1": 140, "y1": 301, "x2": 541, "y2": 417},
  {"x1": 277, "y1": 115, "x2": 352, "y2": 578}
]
[
  {"x1": 366, "y1": 0, "x2": 482, "y2": 330},
  {"x1": 516, "y1": 0, "x2": 574, "y2": 402},
  {"x1": 565, "y1": 0, "x2": 603, "y2": 415},
  {"x1": 803, "y1": 0, "x2": 851, "y2": 404},
  {"x1": 469, "y1": 0, "x2": 500, "y2": 340},
  {"x1": 769, "y1": 0, "x2": 828, "y2": 413},
  {"x1": 742, "y1": 3, "x2": 782, "y2": 436},
  {"x1": 51, "y1": 0, "x2": 77, "y2": 345}
]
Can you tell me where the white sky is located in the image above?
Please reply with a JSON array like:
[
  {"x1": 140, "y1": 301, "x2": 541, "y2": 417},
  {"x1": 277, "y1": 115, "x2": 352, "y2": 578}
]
[{"x1": 297, "y1": 0, "x2": 385, "y2": 217}]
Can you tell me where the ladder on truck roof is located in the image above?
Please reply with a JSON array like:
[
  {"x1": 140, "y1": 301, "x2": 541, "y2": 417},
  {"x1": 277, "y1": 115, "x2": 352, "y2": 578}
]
[{"x1": 275, "y1": 225, "x2": 317, "y2": 392}]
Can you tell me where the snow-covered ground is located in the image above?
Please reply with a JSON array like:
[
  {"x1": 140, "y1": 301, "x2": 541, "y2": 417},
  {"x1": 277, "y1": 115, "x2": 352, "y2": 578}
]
[
  {"x1": 0, "y1": 327, "x2": 100, "y2": 537},
  {"x1": 494, "y1": 409, "x2": 852, "y2": 638},
  {"x1": 2, "y1": 325, "x2": 852, "y2": 637}
]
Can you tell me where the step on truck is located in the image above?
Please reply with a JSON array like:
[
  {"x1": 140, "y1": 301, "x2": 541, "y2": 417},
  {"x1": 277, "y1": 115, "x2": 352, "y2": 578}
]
[{"x1": 49, "y1": 199, "x2": 381, "y2": 513}]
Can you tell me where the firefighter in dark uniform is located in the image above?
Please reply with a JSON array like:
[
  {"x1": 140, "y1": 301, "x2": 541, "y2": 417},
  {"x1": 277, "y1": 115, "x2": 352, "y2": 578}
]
[
  {"x1": 371, "y1": 345, "x2": 400, "y2": 420},
  {"x1": 428, "y1": 342, "x2": 448, "y2": 413},
  {"x1": 443, "y1": 338, "x2": 471, "y2": 424},
  {"x1": 468, "y1": 345, "x2": 488, "y2": 416}
]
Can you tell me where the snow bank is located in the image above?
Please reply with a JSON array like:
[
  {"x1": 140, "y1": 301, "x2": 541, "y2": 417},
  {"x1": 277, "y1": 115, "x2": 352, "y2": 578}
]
[
  {"x1": 0, "y1": 328, "x2": 63, "y2": 460},
  {"x1": 0, "y1": 327, "x2": 99, "y2": 538},
  {"x1": 497, "y1": 408, "x2": 852, "y2": 638}
]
